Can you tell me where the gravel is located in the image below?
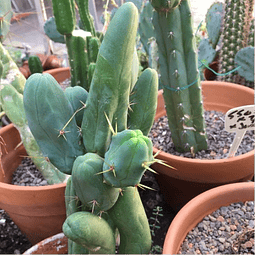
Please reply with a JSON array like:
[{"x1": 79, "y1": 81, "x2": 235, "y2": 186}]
[
  {"x1": 149, "y1": 110, "x2": 254, "y2": 159},
  {"x1": 179, "y1": 201, "x2": 255, "y2": 254},
  {"x1": 0, "y1": 157, "x2": 175, "y2": 254}
]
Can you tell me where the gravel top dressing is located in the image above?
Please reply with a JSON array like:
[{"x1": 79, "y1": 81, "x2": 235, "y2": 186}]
[
  {"x1": 149, "y1": 110, "x2": 254, "y2": 159},
  {"x1": 179, "y1": 201, "x2": 254, "y2": 254}
]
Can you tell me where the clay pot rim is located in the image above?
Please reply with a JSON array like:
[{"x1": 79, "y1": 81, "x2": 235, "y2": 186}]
[
  {"x1": 0, "y1": 124, "x2": 67, "y2": 192},
  {"x1": 163, "y1": 181, "x2": 254, "y2": 254},
  {"x1": 23, "y1": 233, "x2": 67, "y2": 255},
  {"x1": 154, "y1": 81, "x2": 255, "y2": 164}
]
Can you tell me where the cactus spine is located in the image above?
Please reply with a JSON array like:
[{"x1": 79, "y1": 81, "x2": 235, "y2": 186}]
[
  {"x1": 24, "y1": 3, "x2": 159, "y2": 254},
  {"x1": 150, "y1": 0, "x2": 207, "y2": 153},
  {"x1": 218, "y1": 0, "x2": 254, "y2": 84}
]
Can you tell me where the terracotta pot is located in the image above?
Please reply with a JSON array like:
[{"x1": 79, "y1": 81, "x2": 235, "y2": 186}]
[
  {"x1": 23, "y1": 233, "x2": 68, "y2": 254},
  {"x1": 153, "y1": 81, "x2": 254, "y2": 211},
  {"x1": 203, "y1": 61, "x2": 219, "y2": 81},
  {"x1": 0, "y1": 124, "x2": 66, "y2": 245},
  {"x1": 163, "y1": 181, "x2": 254, "y2": 254},
  {"x1": 44, "y1": 67, "x2": 70, "y2": 83}
]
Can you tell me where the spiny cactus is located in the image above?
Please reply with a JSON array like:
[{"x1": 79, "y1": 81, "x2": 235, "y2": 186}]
[
  {"x1": 0, "y1": 43, "x2": 67, "y2": 184},
  {"x1": 218, "y1": 0, "x2": 254, "y2": 84},
  {"x1": 24, "y1": 3, "x2": 159, "y2": 254},
  {"x1": 150, "y1": 0, "x2": 208, "y2": 153}
]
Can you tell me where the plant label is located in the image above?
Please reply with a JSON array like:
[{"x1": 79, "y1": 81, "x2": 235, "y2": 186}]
[{"x1": 225, "y1": 105, "x2": 255, "y2": 158}]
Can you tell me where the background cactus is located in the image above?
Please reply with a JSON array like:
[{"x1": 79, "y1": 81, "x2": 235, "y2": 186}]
[
  {"x1": 218, "y1": 0, "x2": 254, "y2": 86},
  {"x1": 24, "y1": 3, "x2": 159, "y2": 254},
  {"x1": 150, "y1": 0, "x2": 208, "y2": 153},
  {"x1": 0, "y1": 0, "x2": 13, "y2": 43},
  {"x1": 0, "y1": 42, "x2": 67, "y2": 184},
  {"x1": 44, "y1": 0, "x2": 102, "y2": 91}
]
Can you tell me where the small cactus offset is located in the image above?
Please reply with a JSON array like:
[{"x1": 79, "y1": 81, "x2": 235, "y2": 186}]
[
  {"x1": 150, "y1": 0, "x2": 208, "y2": 153},
  {"x1": 24, "y1": 3, "x2": 160, "y2": 254},
  {"x1": 218, "y1": 0, "x2": 255, "y2": 84}
]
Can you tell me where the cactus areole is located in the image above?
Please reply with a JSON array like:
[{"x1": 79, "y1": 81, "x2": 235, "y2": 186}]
[
  {"x1": 150, "y1": 0, "x2": 208, "y2": 153},
  {"x1": 23, "y1": 2, "x2": 159, "y2": 254}
]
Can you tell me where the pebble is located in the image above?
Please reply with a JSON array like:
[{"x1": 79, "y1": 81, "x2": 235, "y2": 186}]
[
  {"x1": 179, "y1": 201, "x2": 255, "y2": 254},
  {"x1": 11, "y1": 158, "x2": 49, "y2": 186},
  {"x1": 149, "y1": 111, "x2": 254, "y2": 159}
]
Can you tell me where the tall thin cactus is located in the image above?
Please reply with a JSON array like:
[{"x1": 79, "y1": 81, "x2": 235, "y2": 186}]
[{"x1": 150, "y1": 0, "x2": 208, "y2": 153}]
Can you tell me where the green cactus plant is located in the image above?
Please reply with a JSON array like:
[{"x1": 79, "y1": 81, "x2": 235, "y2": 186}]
[
  {"x1": 44, "y1": 0, "x2": 102, "y2": 91},
  {"x1": 28, "y1": 55, "x2": 43, "y2": 74},
  {"x1": 23, "y1": 2, "x2": 160, "y2": 254},
  {"x1": 150, "y1": 0, "x2": 208, "y2": 153},
  {"x1": 0, "y1": 42, "x2": 67, "y2": 184},
  {"x1": 218, "y1": 0, "x2": 255, "y2": 85}
]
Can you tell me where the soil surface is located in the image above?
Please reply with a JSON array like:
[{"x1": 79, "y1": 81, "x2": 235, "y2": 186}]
[{"x1": 0, "y1": 159, "x2": 176, "y2": 254}]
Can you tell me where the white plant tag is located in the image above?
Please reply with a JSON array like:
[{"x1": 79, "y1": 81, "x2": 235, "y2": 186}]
[{"x1": 225, "y1": 105, "x2": 255, "y2": 158}]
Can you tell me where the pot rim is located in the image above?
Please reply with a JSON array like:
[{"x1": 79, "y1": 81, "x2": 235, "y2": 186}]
[
  {"x1": 162, "y1": 181, "x2": 254, "y2": 254},
  {"x1": 154, "y1": 81, "x2": 255, "y2": 164},
  {"x1": 0, "y1": 124, "x2": 67, "y2": 192},
  {"x1": 23, "y1": 232, "x2": 67, "y2": 255}
]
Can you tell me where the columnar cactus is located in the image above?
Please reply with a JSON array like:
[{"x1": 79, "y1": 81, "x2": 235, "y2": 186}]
[
  {"x1": 24, "y1": 3, "x2": 159, "y2": 254},
  {"x1": 44, "y1": 0, "x2": 102, "y2": 91},
  {"x1": 150, "y1": 0, "x2": 208, "y2": 153},
  {"x1": 0, "y1": 43, "x2": 67, "y2": 184},
  {"x1": 218, "y1": 0, "x2": 254, "y2": 84}
]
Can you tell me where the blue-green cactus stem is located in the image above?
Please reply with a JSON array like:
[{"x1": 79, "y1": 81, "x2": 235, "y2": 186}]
[
  {"x1": 64, "y1": 86, "x2": 88, "y2": 127},
  {"x1": 65, "y1": 177, "x2": 82, "y2": 217},
  {"x1": 179, "y1": 0, "x2": 207, "y2": 151},
  {"x1": 72, "y1": 153, "x2": 120, "y2": 212},
  {"x1": 43, "y1": 16, "x2": 65, "y2": 44},
  {"x1": 87, "y1": 62, "x2": 96, "y2": 86},
  {"x1": 108, "y1": 187, "x2": 151, "y2": 254},
  {"x1": 205, "y1": 2, "x2": 224, "y2": 49},
  {"x1": 75, "y1": 0, "x2": 96, "y2": 37},
  {"x1": 103, "y1": 129, "x2": 154, "y2": 188},
  {"x1": 128, "y1": 68, "x2": 158, "y2": 136},
  {"x1": 151, "y1": 0, "x2": 207, "y2": 153},
  {"x1": 0, "y1": 84, "x2": 67, "y2": 184},
  {"x1": 23, "y1": 73, "x2": 85, "y2": 174},
  {"x1": 138, "y1": 1, "x2": 155, "y2": 55},
  {"x1": 63, "y1": 211, "x2": 116, "y2": 254},
  {"x1": 81, "y1": 2, "x2": 138, "y2": 157},
  {"x1": 65, "y1": 34, "x2": 90, "y2": 90},
  {"x1": 68, "y1": 240, "x2": 89, "y2": 254}
]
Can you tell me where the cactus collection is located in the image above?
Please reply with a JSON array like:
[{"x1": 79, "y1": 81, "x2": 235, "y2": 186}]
[{"x1": 24, "y1": 2, "x2": 159, "y2": 254}]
